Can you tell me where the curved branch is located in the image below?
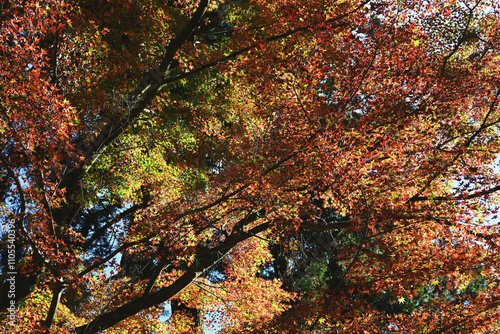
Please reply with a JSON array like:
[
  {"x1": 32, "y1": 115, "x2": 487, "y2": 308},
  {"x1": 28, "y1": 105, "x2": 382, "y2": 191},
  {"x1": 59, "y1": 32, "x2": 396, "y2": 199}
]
[
  {"x1": 75, "y1": 220, "x2": 271, "y2": 334},
  {"x1": 408, "y1": 89, "x2": 500, "y2": 203},
  {"x1": 0, "y1": 153, "x2": 58, "y2": 274},
  {"x1": 163, "y1": 0, "x2": 371, "y2": 85},
  {"x1": 0, "y1": 152, "x2": 26, "y2": 228},
  {"x1": 52, "y1": 0, "x2": 211, "y2": 233},
  {"x1": 77, "y1": 241, "x2": 135, "y2": 278},
  {"x1": 440, "y1": 1, "x2": 482, "y2": 75}
]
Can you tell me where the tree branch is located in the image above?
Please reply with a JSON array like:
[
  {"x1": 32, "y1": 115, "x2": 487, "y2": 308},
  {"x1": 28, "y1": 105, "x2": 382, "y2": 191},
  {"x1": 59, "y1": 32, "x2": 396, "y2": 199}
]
[
  {"x1": 408, "y1": 89, "x2": 500, "y2": 203},
  {"x1": 44, "y1": 279, "x2": 65, "y2": 329},
  {"x1": 74, "y1": 217, "x2": 271, "y2": 334},
  {"x1": 163, "y1": 1, "x2": 369, "y2": 85}
]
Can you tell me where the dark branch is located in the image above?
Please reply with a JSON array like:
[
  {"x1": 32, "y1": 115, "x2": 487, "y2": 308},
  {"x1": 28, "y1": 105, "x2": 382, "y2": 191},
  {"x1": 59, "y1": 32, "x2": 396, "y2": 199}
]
[{"x1": 75, "y1": 220, "x2": 271, "y2": 334}]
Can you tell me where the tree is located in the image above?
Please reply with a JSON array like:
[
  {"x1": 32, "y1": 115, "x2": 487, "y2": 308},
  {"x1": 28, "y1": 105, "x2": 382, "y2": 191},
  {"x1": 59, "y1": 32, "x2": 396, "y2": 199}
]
[
  {"x1": 1, "y1": 0, "x2": 500, "y2": 332},
  {"x1": 257, "y1": 204, "x2": 492, "y2": 333}
]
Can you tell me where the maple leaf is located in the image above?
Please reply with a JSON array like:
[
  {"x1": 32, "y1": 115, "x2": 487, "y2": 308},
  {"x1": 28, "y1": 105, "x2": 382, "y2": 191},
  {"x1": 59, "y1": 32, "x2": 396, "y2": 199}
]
[{"x1": 1, "y1": 0, "x2": 500, "y2": 333}]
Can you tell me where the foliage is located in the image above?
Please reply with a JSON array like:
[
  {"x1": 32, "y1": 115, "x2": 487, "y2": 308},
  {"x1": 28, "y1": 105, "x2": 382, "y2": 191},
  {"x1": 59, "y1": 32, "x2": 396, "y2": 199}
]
[{"x1": 1, "y1": 0, "x2": 500, "y2": 333}]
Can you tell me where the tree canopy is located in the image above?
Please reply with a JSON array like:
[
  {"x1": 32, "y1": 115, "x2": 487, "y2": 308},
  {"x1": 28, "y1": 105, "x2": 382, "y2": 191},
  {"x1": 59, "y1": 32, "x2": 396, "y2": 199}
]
[{"x1": 1, "y1": 0, "x2": 500, "y2": 332}]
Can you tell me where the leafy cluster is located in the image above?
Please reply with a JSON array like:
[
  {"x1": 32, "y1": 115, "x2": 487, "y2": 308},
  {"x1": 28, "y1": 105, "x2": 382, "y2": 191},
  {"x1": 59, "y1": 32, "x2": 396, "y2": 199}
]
[{"x1": 1, "y1": 0, "x2": 500, "y2": 333}]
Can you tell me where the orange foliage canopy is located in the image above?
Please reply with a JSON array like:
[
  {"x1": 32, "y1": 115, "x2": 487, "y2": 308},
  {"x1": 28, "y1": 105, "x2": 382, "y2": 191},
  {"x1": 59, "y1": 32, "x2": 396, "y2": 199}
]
[{"x1": 1, "y1": 0, "x2": 500, "y2": 332}]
